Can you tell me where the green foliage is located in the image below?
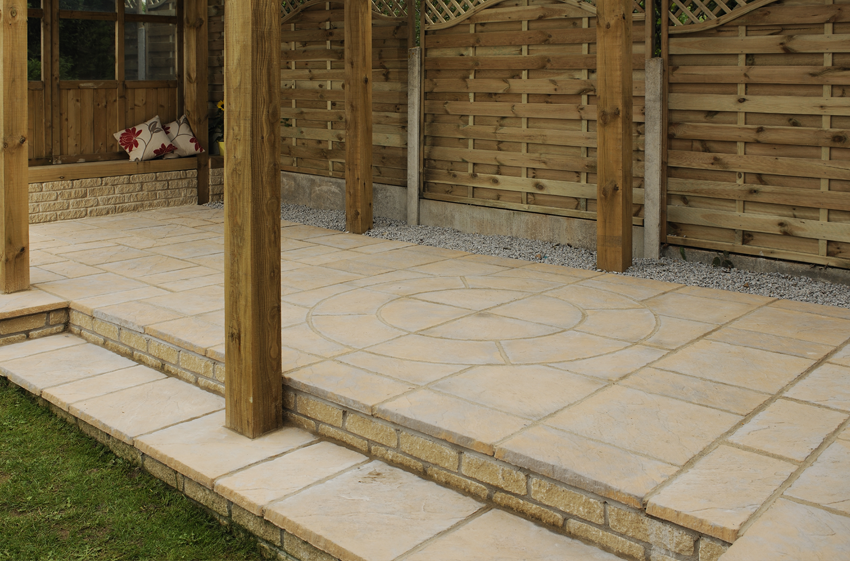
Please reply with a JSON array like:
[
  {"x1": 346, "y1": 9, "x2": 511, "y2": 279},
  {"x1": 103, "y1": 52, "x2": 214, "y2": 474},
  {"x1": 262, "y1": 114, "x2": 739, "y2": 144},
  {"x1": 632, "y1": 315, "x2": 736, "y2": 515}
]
[
  {"x1": 58, "y1": 19, "x2": 116, "y2": 80},
  {"x1": 712, "y1": 250, "x2": 735, "y2": 269},
  {"x1": 0, "y1": 382, "x2": 262, "y2": 561}
]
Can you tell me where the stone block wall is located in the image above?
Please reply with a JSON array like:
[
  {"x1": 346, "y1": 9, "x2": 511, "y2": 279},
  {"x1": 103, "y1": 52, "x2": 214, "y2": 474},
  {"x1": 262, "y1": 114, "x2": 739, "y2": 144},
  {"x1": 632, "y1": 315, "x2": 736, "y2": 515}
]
[
  {"x1": 0, "y1": 309, "x2": 68, "y2": 346},
  {"x1": 28, "y1": 170, "x2": 200, "y2": 224},
  {"x1": 210, "y1": 168, "x2": 224, "y2": 202}
]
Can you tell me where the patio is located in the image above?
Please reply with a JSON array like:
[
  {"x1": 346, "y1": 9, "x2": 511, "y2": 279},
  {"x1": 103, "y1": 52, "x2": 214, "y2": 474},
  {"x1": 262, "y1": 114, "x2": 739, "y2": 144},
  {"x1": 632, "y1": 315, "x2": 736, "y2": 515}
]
[{"x1": 1, "y1": 204, "x2": 848, "y2": 560}]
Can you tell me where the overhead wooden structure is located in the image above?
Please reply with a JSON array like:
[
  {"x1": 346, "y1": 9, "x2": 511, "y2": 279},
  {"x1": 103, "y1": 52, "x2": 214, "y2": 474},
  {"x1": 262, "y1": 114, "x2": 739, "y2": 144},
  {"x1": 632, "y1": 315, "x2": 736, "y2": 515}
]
[
  {"x1": 1, "y1": 0, "x2": 30, "y2": 293},
  {"x1": 224, "y1": 0, "x2": 283, "y2": 438},
  {"x1": 596, "y1": 0, "x2": 633, "y2": 271}
]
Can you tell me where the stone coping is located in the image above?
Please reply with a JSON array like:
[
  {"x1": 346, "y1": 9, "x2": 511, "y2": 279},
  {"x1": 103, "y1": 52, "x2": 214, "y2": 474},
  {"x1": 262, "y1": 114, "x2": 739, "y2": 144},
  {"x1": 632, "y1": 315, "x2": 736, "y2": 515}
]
[{"x1": 4, "y1": 205, "x2": 850, "y2": 557}]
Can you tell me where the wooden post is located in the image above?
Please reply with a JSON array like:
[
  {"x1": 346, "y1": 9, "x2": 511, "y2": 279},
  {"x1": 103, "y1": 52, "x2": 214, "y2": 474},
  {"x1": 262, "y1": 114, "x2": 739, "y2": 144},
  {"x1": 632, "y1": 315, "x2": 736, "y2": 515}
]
[
  {"x1": 596, "y1": 0, "x2": 633, "y2": 272},
  {"x1": 184, "y1": 0, "x2": 210, "y2": 204},
  {"x1": 344, "y1": 0, "x2": 372, "y2": 234},
  {"x1": 224, "y1": 0, "x2": 282, "y2": 439},
  {"x1": 406, "y1": 46, "x2": 421, "y2": 226},
  {"x1": 0, "y1": 0, "x2": 30, "y2": 293}
]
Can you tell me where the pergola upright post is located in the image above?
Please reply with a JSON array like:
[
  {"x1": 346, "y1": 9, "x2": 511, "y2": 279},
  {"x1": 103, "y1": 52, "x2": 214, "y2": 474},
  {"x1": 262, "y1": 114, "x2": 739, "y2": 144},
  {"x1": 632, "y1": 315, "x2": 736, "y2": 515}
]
[
  {"x1": 0, "y1": 0, "x2": 29, "y2": 293},
  {"x1": 596, "y1": 0, "x2": 633, "y2": 272},
  {"x1": 344, "y1": 0, "x2": 373, "y2": 234},
  {"x1": 184, "y1": 0, "x2": 210, "y2": 204},
  {"x1": 223, "y1": 0, "x2": 283, "y2": 438}
]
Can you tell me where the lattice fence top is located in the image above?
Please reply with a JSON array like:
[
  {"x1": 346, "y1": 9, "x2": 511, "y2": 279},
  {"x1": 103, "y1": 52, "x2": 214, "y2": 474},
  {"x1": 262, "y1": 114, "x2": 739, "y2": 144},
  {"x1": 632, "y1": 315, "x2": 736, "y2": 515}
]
[
  {"x1": 281, "y1": 0, "x2": 408, "y2": 19},
  {"x1": 668, "y1": 0, "x2": 747, "y2": 26}
]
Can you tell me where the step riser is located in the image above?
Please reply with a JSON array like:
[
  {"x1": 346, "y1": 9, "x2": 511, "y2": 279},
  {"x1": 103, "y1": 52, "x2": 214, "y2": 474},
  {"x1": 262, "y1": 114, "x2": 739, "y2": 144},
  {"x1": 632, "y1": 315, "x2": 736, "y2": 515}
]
[{"x1": 66, "y1": 308, "x2": 731, "y2": 561}]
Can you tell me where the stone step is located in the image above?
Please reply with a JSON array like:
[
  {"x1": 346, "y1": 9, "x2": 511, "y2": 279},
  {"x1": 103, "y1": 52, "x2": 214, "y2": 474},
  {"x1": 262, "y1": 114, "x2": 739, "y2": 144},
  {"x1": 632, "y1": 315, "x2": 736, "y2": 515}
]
[{"x1": 0, "y1": 334, "x2": 625, "y2": 561}]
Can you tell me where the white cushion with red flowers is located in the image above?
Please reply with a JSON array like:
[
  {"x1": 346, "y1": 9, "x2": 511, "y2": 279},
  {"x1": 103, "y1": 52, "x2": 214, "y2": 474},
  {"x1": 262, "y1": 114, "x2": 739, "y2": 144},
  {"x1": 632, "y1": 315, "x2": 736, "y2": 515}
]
[
  {"x1": 162, "y1": 114, "x2": 204, "y2": 158},
  {"x1": 113, "y1": 115, "x2": 177, "y2": 162}
]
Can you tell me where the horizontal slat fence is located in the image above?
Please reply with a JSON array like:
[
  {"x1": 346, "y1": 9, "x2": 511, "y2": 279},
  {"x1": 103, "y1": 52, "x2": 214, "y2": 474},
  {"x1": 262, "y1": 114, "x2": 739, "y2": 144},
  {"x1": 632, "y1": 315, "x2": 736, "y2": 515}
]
[
  {"x1": 280, "y1": 1, "x2": 409, "y2": 187},
  {"x1": 666, "y1": 0, "x2": 850, "y2": 268},
  {"x1": 421, "y1": 0, "x2": 646, "y2": 223}
]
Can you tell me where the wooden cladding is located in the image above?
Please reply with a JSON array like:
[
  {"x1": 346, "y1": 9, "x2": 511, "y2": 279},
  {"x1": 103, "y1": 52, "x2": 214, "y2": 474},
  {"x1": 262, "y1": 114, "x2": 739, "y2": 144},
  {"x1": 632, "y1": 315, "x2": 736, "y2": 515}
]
[
  {"x1": 279, "y1": 1, "x2": 409, "y2": 187},
  {"x1": 666, "y1": 0, "x2": 850, "y2": 268},
  {"x1": 421, "y1": 0, "x2": 646, "y2": 225}
]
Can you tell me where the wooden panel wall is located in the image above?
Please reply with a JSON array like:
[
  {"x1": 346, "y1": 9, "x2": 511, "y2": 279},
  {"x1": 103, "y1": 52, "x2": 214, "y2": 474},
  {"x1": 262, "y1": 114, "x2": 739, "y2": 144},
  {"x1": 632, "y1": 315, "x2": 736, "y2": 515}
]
[
  {"x1": 27, "y1": 84, "x2": 49, "y2": 162},
  {"x1": 279, "y1": 2, "x2": 409, "y2": 187},
  {"x1": 666, "y1": 0, "x2": 850, "y2": 268},
  {"x1": 55, "y1": 81, "x2": 177, "y2": 163},
  {"x1": 421, "y1": 0, "x2": 646, "y2": 223}
]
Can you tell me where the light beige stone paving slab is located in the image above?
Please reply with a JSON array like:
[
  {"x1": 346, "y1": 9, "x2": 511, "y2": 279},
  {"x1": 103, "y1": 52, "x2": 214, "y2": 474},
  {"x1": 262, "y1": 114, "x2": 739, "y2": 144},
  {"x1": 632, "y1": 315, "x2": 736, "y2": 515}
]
[
  {"x1": 57, "y1": 245, "x2": 152, "y2": 266},
  {"x1": 321, "y1": 257, "x2": 396, "y2": 277},
  {"x1": 38, "y1": 273, "x2": 149, "y2": 300},
  {"x1": 643, "y1": 315, "x2": 716, "y2": 350},
  {"x1": 146, "y1": 316, "x2": 224, "y2": 355},
  {"x1": 622, "y1": 367, "x2": 770, "y2": 415},
  {"x1": 312, "y1": 288, "x2": 396, "y2": 316},
  {"x1": 0, "y1": 288, "x2": 67, "y2": 320},
  {"x1": 432, "y1": 365, "x2": 604, "y2": 420},
  {"x1": 138, "y1": 265, "x2": 219, "y2": 286},
  {"x1": 832, "y1": 343, "x2": 850, "y2": 367},
  {"x1": 653, "y1": 340, "x2": 814, "y2": 393},
  {"x1": 580, "y1": 274, "x2": 681, "y2": 301},
  {"x1": 30, "y1": 268, "x2": 64, "y2": 284},
  {"x1": 356, "y1": 248, "x2": 449, "y2": 271},
  {"x1": 729, "y1": 399, "x2": 847, "y2": 461},
  {"x1": 772, "y1": 298, "x2": 850, "y2": 320},
  {"x1": 141, "y1": 286, "x2": 225, "y2": 316},
  {"x1": 0, "y1": 344, "x2": 136, "y2": 395},
  {"x1": 644, "y1": 292, "x2": 758, "y2": 324},
  {"x1": 42, "y1": 365, "x2": 165, "y2": 411},
  {"x1": 422, "y1": 312, "x2": 560, "y2": 340},
  {"x1": 148, "y1": 239, "x2": 223, "y2": 260},
  {"x1": 488, "y1": 295, "x2": 583, "y2": 329},
  {"x1": 40, "y1": 260, "x2": 103, "y2": 279},
  {"x1": 71, "y1": 286, "x2": 170, "y2": 315},
  {"x1": 496, "y1": 424, "x2": 679, "y2": 508},
  {"x1": 646, "y1": 445, "x2": 796, "y2": 541},
  {"x1": 547, "y1": 386, "x2": 741, "y2": 465},
  {"x1": 786, "y1": 439, "x2": 850, "y2": 514},
  {"x1": 707, "y1": 327, "x2": 834, "y2": 360},
  {"x1": 785, "y1": 363, "x2": 850, "y2": 412},
  {"x1": 369, "y1": 276, "x2": 465, "y2": 296},
  {"x1": 546, "y1": 285, "x2": 642, "y2": 310},
  {"x1": 464, "y1": 275, "x2": 560, "y2": 292},
  {"x1": 94, "y1": 300, "x2": 185, "y2": 332},
  {"x1": 408, "y1": 259, "x2": 508, "y2": 277},
  {"x1": 676, "y1": 285, "x2": 774, "y2": 305},
  {"x1": 378, "y1": 298, "x2": 470, "y2": 332},
  {"x1": 280, "y1": 266, "x2": 363, "y2": 291},
  {"x1": 280, "y1": 324, "x2": 352, "y2": 358},
  {"x1": 281, "y1": 225, "x2": 339, "y2": 240},
  {"x1": 731, "y1": 306, "x2": 850, "y2": 346},
  {"x1": 377, "y1": 389, "x2": 530, "y2": 455},
  {"x1": 552, "y1": 345, "x2": 667, "y2": 381},
  {"x1": 312, "y1": 314, "x2": 406, "y2": 348},
  {"x1": 309, "y1": 233, "x2": 388, "y2": 250},
  {"x1": 720, "y1": 498, "x2": 850, "y2": 560},
  {"x1": 405, "y1": 508, "x2": 621, "y2": 561},
  {"x1": 368, "y1": 335, "x2": 503, "y2": 365},
  {"x1": 285, "y1": 361, "x2": 414, "y2": 414},
  {"x1": 136, "y1": 411, "x2": 316, "y2": 488},
  {"x1": 0, "y1": 332, "x2": 84, "y2": 362},
  {"x1": 100, "y1": 255, "x2": 194, "y2": 278},
  {"x1": 264, "y1": 461, "x2": 482, "y2": 561},
  {"x1": 338, "y1": 352, "x2": 466, "y2": 385},
  {"x1": 215, "y1": 441, "x2": 368, "y2": 515},
  {"x1": 280, "y1": 346, "x2": 325, "y2": 372},
  {"x1": 522, "y1": 262, "x2": 601, "y2": 279},
  {"x1": 575, "y1": 308, "x2": 657, "y2": 342},
  {"x1": 414, "y1": 288, "x2": 527, "y2": 311},
  {"x1": 502, "y1": 331, "x2": 630, "y2": 364},
  {"x1": 70, "y1": 377, "x2": 224, "y2": 444}
]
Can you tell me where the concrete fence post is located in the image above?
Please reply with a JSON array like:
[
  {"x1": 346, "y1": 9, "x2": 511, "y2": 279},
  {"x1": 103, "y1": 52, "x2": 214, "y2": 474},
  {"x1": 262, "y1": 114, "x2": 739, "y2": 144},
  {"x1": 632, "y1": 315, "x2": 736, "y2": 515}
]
[
  {"x1": 407, "y1": 47, "x2": 422, "y2": 226},
  {"x1": 643, "y1": 57, "x2": 664, "y2": 260}
]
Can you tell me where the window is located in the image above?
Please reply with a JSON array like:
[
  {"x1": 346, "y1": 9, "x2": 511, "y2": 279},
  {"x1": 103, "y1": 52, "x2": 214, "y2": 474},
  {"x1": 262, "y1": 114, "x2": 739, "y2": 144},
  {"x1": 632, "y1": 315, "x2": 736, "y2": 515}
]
[{"x1": 27, "y1": 2, "x2": 42, "y2": 81}]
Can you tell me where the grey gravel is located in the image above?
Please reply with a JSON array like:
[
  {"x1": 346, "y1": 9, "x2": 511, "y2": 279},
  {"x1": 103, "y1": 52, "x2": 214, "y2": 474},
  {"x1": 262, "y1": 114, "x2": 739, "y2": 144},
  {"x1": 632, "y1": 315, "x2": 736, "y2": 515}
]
[{"x1": 206, "y1": 201, "x2": 850, "y2": 309}]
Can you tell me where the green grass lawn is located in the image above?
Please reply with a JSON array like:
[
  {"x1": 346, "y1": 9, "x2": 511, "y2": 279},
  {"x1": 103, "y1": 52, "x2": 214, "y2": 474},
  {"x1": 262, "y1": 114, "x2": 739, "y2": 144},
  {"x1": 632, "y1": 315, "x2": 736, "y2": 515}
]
[{"x1": 0, "y1": 378, "x2": 264, "y2": 561}]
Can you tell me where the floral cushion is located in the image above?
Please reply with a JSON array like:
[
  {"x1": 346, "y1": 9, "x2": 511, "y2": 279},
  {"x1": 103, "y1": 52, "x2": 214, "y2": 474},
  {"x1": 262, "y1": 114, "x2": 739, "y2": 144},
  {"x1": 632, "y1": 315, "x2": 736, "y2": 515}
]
[
  {"x1": 114, "y1": 116, "x2": 177, "y2": 162},
  {"x1": 162, "y1": 114, "x2": 204, "y2": 158}
]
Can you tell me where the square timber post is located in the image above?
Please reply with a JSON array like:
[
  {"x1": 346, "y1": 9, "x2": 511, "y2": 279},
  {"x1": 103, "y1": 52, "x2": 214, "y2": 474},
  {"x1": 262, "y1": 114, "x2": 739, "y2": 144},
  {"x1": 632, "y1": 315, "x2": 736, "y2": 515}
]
[
  {"x1": 344, "y1": 0, "x2": 373, "y2": 234},
  {"x1": 224, "y1": 0, "x2": 283, "y2": 438},
  {"x1": 596, "y1": 0, "x2": 633, "y2": 272},
  {"x1": 0, "y1": 0, "x2": 29, "y2": 293}
]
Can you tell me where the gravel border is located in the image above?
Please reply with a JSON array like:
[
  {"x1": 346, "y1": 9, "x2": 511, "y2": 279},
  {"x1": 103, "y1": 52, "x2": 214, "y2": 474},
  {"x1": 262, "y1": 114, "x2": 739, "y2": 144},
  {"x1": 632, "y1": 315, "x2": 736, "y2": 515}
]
[{"x1": 206, "y1": 201, "x2": 850, "y2": 309}]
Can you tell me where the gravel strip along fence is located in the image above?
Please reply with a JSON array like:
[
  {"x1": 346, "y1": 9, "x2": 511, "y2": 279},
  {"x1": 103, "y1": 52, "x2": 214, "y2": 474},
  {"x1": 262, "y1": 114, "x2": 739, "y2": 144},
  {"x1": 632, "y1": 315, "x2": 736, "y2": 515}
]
[{"x1": 206, "y1": 201, "x2": 850, "y2": 309}]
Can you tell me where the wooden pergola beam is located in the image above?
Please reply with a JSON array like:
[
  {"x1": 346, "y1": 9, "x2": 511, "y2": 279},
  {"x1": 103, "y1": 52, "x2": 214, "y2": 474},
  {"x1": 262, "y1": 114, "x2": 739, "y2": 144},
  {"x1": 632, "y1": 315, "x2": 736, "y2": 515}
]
[
  {"x1": 596, "y1": 0, "x2": 634, "y2": 272},
  {"x1": 184, "y1": 0, "x2": 210, "y2": 205},
  {"x1": 224, "y1": 0, "x2": 282, "y2": 438},
  {"x1": 344, "y1": 0, "x2": 373, "y2": 234},
  {"x1": 0, "y1": 0, "x2": 30, "y2": 293}
]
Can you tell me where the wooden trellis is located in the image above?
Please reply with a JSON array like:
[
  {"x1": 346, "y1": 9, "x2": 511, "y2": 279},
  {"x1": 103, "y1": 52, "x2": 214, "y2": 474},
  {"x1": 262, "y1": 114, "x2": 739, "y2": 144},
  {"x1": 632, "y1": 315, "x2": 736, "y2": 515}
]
[{"x1": 281, "y1": 0, "x2": 408, "y2": 19}]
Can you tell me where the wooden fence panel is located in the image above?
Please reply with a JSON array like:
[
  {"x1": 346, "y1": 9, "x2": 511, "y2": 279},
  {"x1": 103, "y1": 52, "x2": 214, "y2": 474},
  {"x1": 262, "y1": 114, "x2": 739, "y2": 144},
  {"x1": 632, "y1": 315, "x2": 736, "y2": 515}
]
[
  {"x1": 421, "y1": 0, "x2": 646, "y2": 224},
  {"x1": 279, "y1": 2, "x2": 409, "y2": 187},
  {"x1": 27, "y1": 84, "x2": 49, "y2": 163},
  {"x1": 666, "y1": 0, "x2": 850, "y2": 268}
]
